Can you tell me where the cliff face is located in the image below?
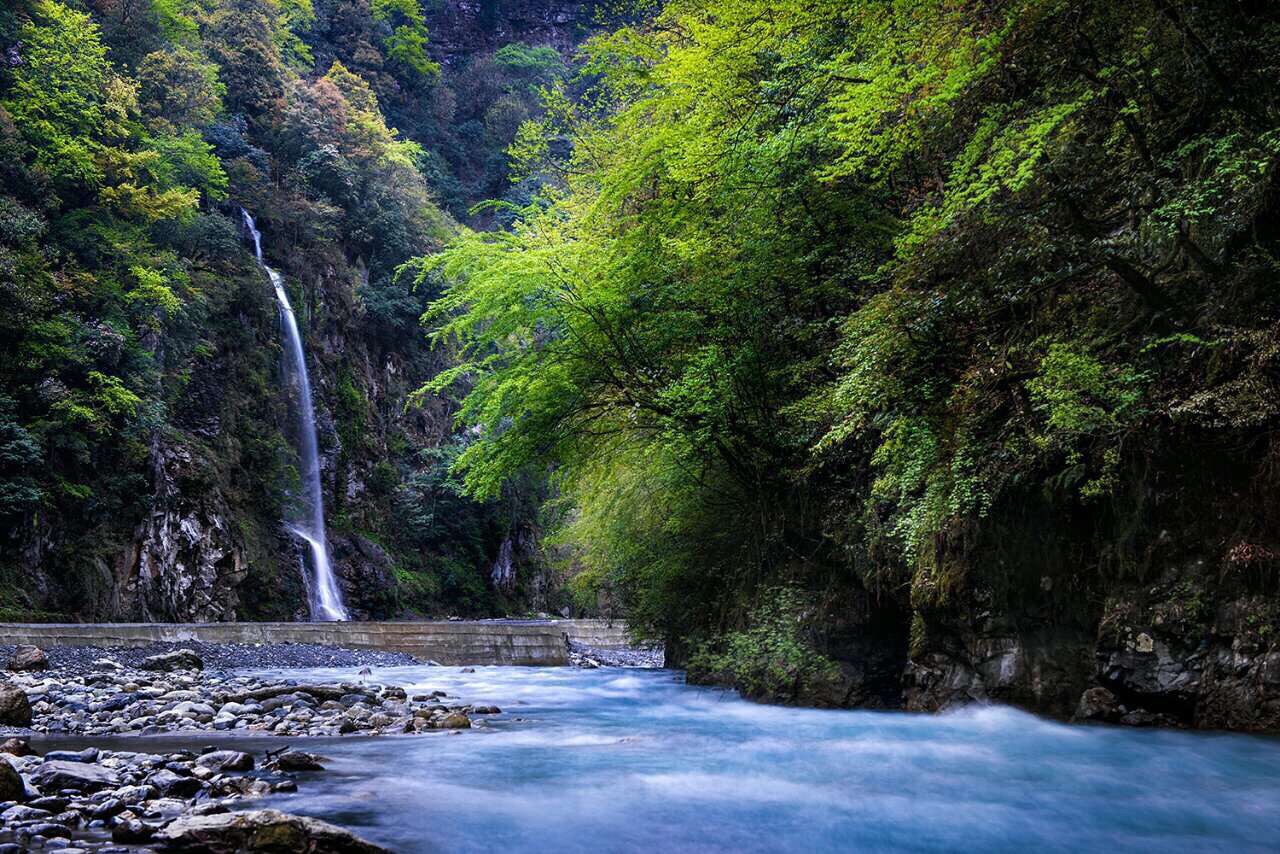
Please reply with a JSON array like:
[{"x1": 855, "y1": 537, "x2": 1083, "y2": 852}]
[
  {"x1": 1, "y1": 0, "x2": 598, "y2": 624},
  {"x1": 424, "y1": 0, "x2": 599, "y2": 66},
  {"x1": 700, "y1": 456, "x2": 1280, "y2": 732}
]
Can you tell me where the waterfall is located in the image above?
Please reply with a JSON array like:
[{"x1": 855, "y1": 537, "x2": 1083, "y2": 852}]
[{"x1": 242, "y1": 210, "x2": 348, "y2": 622}]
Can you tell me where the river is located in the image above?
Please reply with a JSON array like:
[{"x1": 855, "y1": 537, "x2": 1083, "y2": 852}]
[{"x1": 212, "y1": 664, "x2": 1280, "y2": 853}]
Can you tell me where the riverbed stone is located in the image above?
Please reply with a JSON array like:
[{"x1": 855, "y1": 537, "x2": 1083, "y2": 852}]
[
  {"x1": 0, "y1": 738, "x2": 30, "y2": 757},
  {"x1": 7, "y1": 645, "x2": 48, "y2": 672},
  {"x1": 436, "y1": 712, "x2": 471, "y2": 729},
  {"x1": 141, "y1": 650, "x2": 204, "y2": 672},
  {"x1": 0, "y1": 761, "x2": 23, "y2": 804},
  {"x1": 1, "y1": 804, "x2": 50, "y2": 821},
  {"x1": 31, "y1": 760, "x2": 119, "y2": 792},
  {"x1": 44, "y1": 748, "x2": 98, "y2": 764},
  {"x1": 147, "y1": 769, "x2": 205, "y2": 799},
  {"x1": 114, "y1": 784, "x2": 157, "y2": 805},
  {"x1": 0, "y1": 683, "x2": 32, "y2": 726},
  {"x1": 112, "y1": 819, "x2": 155, "y2": 843},
  {"x1": 195, "y1": 750, "x2": 253, "y2": 772},
  {"x1": 268, "y1": 750, "x2": 323, "y2": 772},
  {"x1": 154, "y1": 808, "x2": 391, "y2": 853}
]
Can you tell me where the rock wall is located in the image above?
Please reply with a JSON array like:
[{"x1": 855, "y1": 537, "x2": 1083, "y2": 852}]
[
  {"x1": 793, "y1": 471, "x2": 1280, "y2": 732},
  {"x1": 424, "y1": 0, "x2": 599, "y2": 67},
  {"x1": 0, "y1": 619, "x2": 631, "y2": 665}
]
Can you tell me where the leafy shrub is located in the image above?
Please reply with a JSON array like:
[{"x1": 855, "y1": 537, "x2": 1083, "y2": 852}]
[{"x1": 688, "y1": 586, "x2": 843, "y2": 704}]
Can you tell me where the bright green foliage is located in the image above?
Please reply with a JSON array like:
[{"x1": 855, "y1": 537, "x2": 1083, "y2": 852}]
[
  {"x1": 494, "y1": 43, "x2": 565, "y2": 86},
  {"x1": 137, "y1": 48, "x2": 226, "y2": 133},
  {"x1": 275, "y1": 0, "x2": 316, "y2": 68},
  {"x1": 687, "y1": 586, "x2": 843, "y2": 704},
  {"x1": 423, "y1": 0, "x2": 1280, "y2": 665},
  {"x1": 371, "y1": 0, "x2": 438, "y2": 79},
  {"x1": 3, "y1": 0, "x2": 109, "y2": 185},
  {"x1": 152, "y1": 0, "x2": 202, "y2": 45},
  {"x1": 148, "y1": 131, "x2": 230, "y2": 202}
]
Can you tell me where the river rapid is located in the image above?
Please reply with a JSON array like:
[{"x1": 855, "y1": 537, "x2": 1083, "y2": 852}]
[{"x1": 227, "y1": 664, "x2": 1280, "y2": 853}]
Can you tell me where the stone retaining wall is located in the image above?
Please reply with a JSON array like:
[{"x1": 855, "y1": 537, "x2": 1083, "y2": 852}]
[{"x1": 0, "y1": 620, "x2": 630, "y2": 666}]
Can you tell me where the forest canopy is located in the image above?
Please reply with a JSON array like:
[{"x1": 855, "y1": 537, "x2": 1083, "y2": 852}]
[{"x1": 422, "y1": 0, "x2": 1280, "y2": 686}]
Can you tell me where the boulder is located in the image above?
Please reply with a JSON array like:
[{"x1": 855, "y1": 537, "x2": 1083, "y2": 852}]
[
  {"x1": 7, "y1": 645, "x2": 48, "y2": 672},
  {"x1": 24, "y1": 821, "x2": 71, "y2": 839},
  {"x1": 155, "y1": 808, "x2": 391, "y2": 853},
  {"x1": 0, "y1": 683, "x2": 31, "y2": 726},
  {"x1": 0, "y1": 738, "x2": 31, "y2": 756},
  {"x1": 267, "y1": 750, "x2": 323, "y2": 772},
  {"x1": 195, "y1": 750, "x2": 253, "y2": 772},
  {"x1": 141, "y1": 649, "x2": 204, "y2": 672},
  {"x1": 0, "y1": 759, "x2": 24, "y2": 802},
  {"x1": 30, "y1": 760, "x2": 119, "y2": 792},
  {"x1": 0, "y1": 804, "x2": 49, "y2": 822},
  {"x1": 114, "y1": 784, "x2": 158, "y2": 804},
  {"x1": 1075, "y1": 686, "x2": 1123, "y2": 723},
  {"x1": 44, "y1": 748, "x2": 98, "y2": 763},
  {"x1": 112, "y1": 819, "x2": 155, "y2": 844},
  {"x1": 436, "y1": 713, "x2": 471, "y2": 730},
  {"x1": 146, "y1": 769, "x2": 205, "y2": 798}
]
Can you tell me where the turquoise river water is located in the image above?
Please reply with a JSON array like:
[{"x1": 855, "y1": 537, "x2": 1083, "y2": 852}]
[{"x1": 230, "y1": 665, "x2": 1280, "y2": 853}]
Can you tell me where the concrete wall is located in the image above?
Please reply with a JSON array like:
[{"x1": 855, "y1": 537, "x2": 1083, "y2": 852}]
[{"x1": 0, "y1": 620, "x2": 630, "y2": 666}]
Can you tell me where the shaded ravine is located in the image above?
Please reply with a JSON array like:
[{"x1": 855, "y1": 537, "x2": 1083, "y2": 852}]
[{"x1": 242, "y1": 210, "x2": 347, "y2": 622}]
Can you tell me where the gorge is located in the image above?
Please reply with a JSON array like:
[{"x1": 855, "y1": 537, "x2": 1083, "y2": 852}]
[{"x1": 2, "y1": 0, "x2": 1280, "y2": 848}]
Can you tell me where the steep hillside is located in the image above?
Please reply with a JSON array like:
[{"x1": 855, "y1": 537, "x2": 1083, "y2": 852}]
[{"x1": 0, "y1": 0, "x2": 597, "y2": 622}]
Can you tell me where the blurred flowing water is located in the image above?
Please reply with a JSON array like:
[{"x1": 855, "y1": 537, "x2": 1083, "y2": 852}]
[
  {"x1": 237, "y1": 665, "x2": 1280, "y2": 853},
  {"x1": 241, "y1": 209, "x2": 347, "y2": 622}
]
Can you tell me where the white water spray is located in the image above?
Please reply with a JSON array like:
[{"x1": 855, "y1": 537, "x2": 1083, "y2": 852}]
[{"x1": 242, "y1": 210, "x2": 348, "y2": 621}]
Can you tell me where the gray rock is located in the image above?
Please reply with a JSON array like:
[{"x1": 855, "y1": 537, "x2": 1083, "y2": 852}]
[
  {"x1": 436, "y1": 713, "x2": 471, "y2": 730},
  {"x1": 140, "y1": 649, "x2": 204, "y2": 672},
  {"x1": 114, "y1": 784, "x2": 158, "y2": 804},
  {"x1": 24, "y1": 821, "x2": 70, "y2": 838},
  {"x1": 1, "y1": 804, "x2": 50, "y2": 822},
  {"x1": 268, "y1": 750, "x2": 323, "y2": 772},
  {"x1": 112, "y1": 819, "x2": 154, "y2": 843},
  {"x1": 1075, "y1": 686, "x2": 1122, "y2": 723},
  {"x1": 0, "y1": 758, "x2": 22, "y2": 803},
  {"x1": 195, "y1": 750, "x2": 253, "y2": 772},
  {"x1": 30, "y1": 760, "x2": 119, "y2": 792},
  {"x1": 146, "y1": 769, "x2": 204, "y2": 798},
  {"x1": 0, "y1": 683, "x2": 32, "y2": 727},
  {"x1": 91, "y1": 797, "x2": 125, "y2": 819},
  {"x1": 7, "y1": 645, "x2": 48, "y2": 672},
  {"x1": 154, "y1": 808, "x2": 391, "y2": 853},
  {"x1": 43, "y1": 748, "x2": 98, "y2": 763}
]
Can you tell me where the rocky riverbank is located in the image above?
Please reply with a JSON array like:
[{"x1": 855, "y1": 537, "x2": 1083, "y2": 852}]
[
  {"x1": 0, "y1": 741, "x2": 391, "y2": 851},
  {"x1": 0, "y1": 642, "x2": 419, "y2": 676},
  {"x1": 0, "y1": 646, "x2": 496, "y2": 740},
  {"x1": 0, "y1": 643, "x2": 501, "y2": 851},
  {"x1": 567, "y1": 640, "x2": 664, "y2": 669}
]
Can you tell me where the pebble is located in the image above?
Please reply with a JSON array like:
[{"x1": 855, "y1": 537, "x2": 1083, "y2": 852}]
[{"x1": 0, "y1": 642, "x2": 509, "y2": 850}]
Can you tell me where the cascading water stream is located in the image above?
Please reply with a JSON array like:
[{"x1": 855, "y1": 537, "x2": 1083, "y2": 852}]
[{"x1": 242, "y1": 209, "x2": 348, "y2": 621}]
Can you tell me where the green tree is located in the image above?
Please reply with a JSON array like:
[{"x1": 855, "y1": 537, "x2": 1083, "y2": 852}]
[{"x1": 3, "y1": 0, "x2": 110, "y2": 186}]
